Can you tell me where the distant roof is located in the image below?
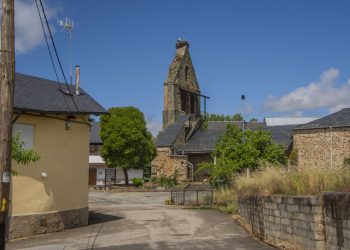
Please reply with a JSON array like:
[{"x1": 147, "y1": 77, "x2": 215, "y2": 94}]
[
  {"x1": 264, "y1": 125, "x2": 297, "y2": 147},
  {"x1": 90, "y1": 121, "x2": 102, "y2": 144},
  {"x1": 156, "y1": 115, "x2": 190, "y2": 147},
  {"x1": 264, "y1": 117, "x2": 319, "y2": 126},
  {"x1": 89, "y1": 155, "x2": 105, "y2": 164},
  {"x1": 179, "y1": 121, "x2": 266, "y2": 153},
  {"x1": 295, "y1": 108, "x2": 350, "y2": 130},
  {"x1": 14, "y1": 73, "x2": 108, "y2": 115}
]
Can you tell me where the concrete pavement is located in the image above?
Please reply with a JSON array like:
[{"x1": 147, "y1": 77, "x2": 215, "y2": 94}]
[{"x1": 8, "y1": 191, "x2": 274, "y2": 250}]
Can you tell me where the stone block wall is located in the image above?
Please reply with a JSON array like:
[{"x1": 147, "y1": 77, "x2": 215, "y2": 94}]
[
  {"x1": 10, "y1": 207, "x2": 88, "y2": 239},
  {"x1": 239, "y1": 195, "x2": 326, "y2": 249},
  {"x1": 323, "y1": 192, "x2": 350, "y2": 249},
  {"x1": 293, "y1": 128, "x2": 350, "y2": 169},
  {"x1": 238, "y1": 196, "x2": 265, "y2": 240},
  {"x1": 240, "y1": 193, "x2": 350, "y2": 250},
  {"x1": 151, "y1": 147, "x2": 188, "y2": 180}
]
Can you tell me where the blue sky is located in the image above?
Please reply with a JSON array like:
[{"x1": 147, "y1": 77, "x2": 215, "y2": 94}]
[{"x1": 15, "y1": 0, "x2": 350, "y2": 135}]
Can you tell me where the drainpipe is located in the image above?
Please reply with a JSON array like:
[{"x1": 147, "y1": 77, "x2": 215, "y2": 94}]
[{"x1": 330, "y1": 126, "x2": 333, "y2": 169}]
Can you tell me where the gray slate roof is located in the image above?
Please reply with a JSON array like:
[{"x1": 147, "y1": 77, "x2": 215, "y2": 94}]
[
  {"x1": 90, "y1": 121, "x2": 102, "y2": 144},
  {"x1": 14, "y1": 73, "x2": 108, "y2": 115},
  {"x1": 264, "y1": 125, "x2": 296, "y2": 147},
  {"x1": 179, "y1": 121, "x2": 266, "y2": 153},
  {"x1": 156, "y1": 114, "x2": 190, "y2": 147},
  {"x1": 295, "y1": 108, "x2": 350, "y2": 130}
]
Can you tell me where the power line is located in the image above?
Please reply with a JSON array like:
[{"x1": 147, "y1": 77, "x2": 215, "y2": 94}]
[
  {"x1": 34, "y1": 0, "x2": 72, "y2": 107},
  {"x1": 38, "y1": 0, "x2": 80, "y2": 113}
]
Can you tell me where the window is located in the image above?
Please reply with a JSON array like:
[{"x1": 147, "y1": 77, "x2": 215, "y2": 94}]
[
  {"x1": 13, "y1": 123, "x2": 34, "y2": 149},
  {"x1": 185, "y1": 66, "x2": 189, "y2": 81}
]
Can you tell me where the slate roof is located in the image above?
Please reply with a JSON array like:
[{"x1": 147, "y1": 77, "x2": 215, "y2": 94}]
[
  {"x1": 156, "y1": 114, "x2": 191, "y2": 147},
  {"x1": 179, "y1": 121, "x2": 266, "y2": 153},
  {"x1": 295, "y1": 108, "x2": 350, "y2": 130},
  {"x1": 14, "y1": 73, "x2": 108, "y2": 115},
  {"x1": 264, "y1": 117, "x2": 319, "y2": 126},
  {"x1": 90, "y1": 121, "x2": 102, "y2": 144},
  {"x1": 264, "y1": 125, "x2": 296, "y2": 147}
]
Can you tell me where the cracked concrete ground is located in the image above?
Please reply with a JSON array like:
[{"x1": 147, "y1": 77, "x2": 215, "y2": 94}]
[{"x1": 8, "y1": 191, "x2": 274, "y2": 250}]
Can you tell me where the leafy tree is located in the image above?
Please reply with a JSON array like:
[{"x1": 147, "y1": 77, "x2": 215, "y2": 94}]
[
  {"x1": 197, "y1": 125, "x2": 286, "y2": 186},
  {"x1": 100, "y1": 107, "x2": 156, "y2": 185},
  {"x1": 250, "y1": 118, "x2": 258, "y2": 122},
  {"x1": 232, "y1": 113, "x2": 243, "y2": 121},
  {"x1": 12, "y1": 134, "x2": 40, "y2": 166},
  {"x1": 206, "y1": 113, "x2": 243, "y2": 121}
]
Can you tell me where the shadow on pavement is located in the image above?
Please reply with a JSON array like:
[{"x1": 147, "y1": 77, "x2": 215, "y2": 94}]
[{"x1": 88, "y1": 212, "x2": 123, "y2": 225}]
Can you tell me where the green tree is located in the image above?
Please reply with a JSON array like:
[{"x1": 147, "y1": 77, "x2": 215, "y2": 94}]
[
  {"x1": 12, "y1": 134, "x2": 40, "y2": 166},
  {"x1": 249, "y1": 118, "x2": 258, "y2": 122},
  {"x1": 197, "y1": 125, "x2": 286, "y2": 186},
  {"x1": 100, "y1": 107, "x2": 156, "y2": 185},
  {"x1": 207, "y1": 113, "x2": 243, "y2": 121},
  {"x1": 232, "y1": 113, "x2": 243, "y2": 121}
]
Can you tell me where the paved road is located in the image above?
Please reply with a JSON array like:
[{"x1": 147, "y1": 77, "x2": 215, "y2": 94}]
[{"x1": 8, "y1": 191, "x2": 274, "y2": 250}]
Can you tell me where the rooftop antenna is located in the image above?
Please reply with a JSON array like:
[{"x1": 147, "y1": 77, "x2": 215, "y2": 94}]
[{"x1": 57, "y1": 17, "x2": 74, "y2": 84}]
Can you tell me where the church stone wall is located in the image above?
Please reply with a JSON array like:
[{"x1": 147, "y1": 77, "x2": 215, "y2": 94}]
[
  {"x1": 151, "y1": 147, "x2": 189, "y2": 181},
  {"x1": 293, "y1": 127, "x2": 350, "y2": 169}
]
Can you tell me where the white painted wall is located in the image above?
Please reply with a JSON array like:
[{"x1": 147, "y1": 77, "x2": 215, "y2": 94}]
[{"x1": 96, "y1": 168, "x2": 105, "y2": 186}]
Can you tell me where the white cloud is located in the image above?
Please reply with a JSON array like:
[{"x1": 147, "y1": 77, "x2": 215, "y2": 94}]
[
  {"x1": 146, "y1": 116, "x2": 162, "y2": 137},
  {"x1": 14, "y1": 0, "x2": 59, "y2": 54},
  {"x1": 263, "y1": 68, "x2": 350, "y2": 113}
]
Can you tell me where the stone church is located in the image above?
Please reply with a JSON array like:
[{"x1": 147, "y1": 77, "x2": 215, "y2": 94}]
[
  {"x1": 152, "y1": 40, "x2": 350, "y2": 182},
  {"x1": 151, "y1": 40, "x2": 269, "y2": 181}
]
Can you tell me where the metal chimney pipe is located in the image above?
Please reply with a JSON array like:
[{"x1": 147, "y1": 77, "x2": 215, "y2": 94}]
[{"x1": 75, "y1": 65, "x2": 80, "y2": 95}]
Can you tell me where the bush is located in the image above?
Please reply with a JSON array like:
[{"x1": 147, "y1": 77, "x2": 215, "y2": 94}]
[
  {"x1": 150, "y1": 176, "x2": 158, "y2": 184},
  {"x1": 212, "y1": 186, "x2": 238, "y2": 214},
  {"x1": 132, "y1": 177, "x2": 143, "y2": 187}
]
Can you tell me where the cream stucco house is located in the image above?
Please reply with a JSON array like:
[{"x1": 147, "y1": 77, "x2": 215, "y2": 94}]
[{"x1": 9, "y1": 73, "x2": 107, "y2": 239}]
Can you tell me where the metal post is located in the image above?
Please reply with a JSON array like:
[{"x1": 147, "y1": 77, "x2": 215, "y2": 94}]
[
  {"x1": 196, "y1": 190, "x2": 199, "y2": 206},
  {"x1": 183, "y1": 190, "x2": 185, "y2": 205},
  {"x1": 104, "y1": 169, "x2": 107, "y2": 190}
]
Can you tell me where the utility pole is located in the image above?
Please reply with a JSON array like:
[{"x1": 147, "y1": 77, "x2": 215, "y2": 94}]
[{"x1": 0, "y1": 0, "x2": 15, "y2": 248}]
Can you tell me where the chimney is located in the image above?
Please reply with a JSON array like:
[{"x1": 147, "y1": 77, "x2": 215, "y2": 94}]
[{"x1": 75, "y1": 65, "x2": 80, "y2": 95}]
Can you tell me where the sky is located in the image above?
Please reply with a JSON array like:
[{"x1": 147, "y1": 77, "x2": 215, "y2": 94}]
[{"x1": 15, "y1": 0, "x2": 350, "y2": 135}]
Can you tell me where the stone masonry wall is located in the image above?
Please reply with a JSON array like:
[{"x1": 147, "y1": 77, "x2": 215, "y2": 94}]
[
  {"x1": 151, "y1": 147, "x2": 188, "y2": 181},
  {"x1": 239, "y1": 195, "x2": 326, "y2": 249},
  {"x1": 293, "y1": 128, "x2": 350, "y2": 169},
  {"x1": 323, "y1": 192, "x2": 350, "y2": 249},
  {"x1": 10, "y1": 207, "x2": 88, "y2": 239}
]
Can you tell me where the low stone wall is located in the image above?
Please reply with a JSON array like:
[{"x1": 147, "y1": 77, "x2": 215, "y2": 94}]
[
  {"x1": 323, "y1": 192, "x2": 350, "y2": 249},
  {"x1": 239, "y1": 195, "x2": 326, "y2": 249},
  {"x1": 239, "y1": 193, "x2": 350, "y2": 250},
  {"x1": 9, "y1": 207, "x2": 88, "y2": 239}
]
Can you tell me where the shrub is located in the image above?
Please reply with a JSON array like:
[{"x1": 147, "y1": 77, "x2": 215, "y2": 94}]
[
  {"x1": 132, "y1": 177, "x2": 143, "y2": 187},
  {"x1": 150, "y1": 176, "x2": 158, "y2": 184}
]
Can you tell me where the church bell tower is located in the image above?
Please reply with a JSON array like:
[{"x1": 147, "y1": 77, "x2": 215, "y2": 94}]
[{"x1": 163, "y1": 40, "x2": 201, "y2": 129}]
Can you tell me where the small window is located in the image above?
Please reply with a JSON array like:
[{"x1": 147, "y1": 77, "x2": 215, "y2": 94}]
[
  {"x1": 185, "y1": 66, "x2": 189, "y2": 81},
  {"x1": 13, "y1": 123, "x2": 34, "y2": 149}
]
